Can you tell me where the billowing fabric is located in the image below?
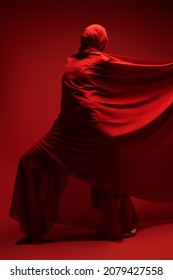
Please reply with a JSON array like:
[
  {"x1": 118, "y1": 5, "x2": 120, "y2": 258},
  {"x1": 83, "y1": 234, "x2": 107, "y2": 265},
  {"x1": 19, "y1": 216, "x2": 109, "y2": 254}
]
[
  {"x1": 37, "y1": 28, "x2": 173, "y2": 202},
  {"x1": 10, "y1": 24, "x2": 173, "y2": 243}
]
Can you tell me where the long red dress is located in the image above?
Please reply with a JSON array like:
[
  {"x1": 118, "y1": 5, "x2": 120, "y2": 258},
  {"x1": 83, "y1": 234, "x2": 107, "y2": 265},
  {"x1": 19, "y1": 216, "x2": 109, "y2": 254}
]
[{"x1": 10, "y1": 24, "x2": 173, "y2": 243}]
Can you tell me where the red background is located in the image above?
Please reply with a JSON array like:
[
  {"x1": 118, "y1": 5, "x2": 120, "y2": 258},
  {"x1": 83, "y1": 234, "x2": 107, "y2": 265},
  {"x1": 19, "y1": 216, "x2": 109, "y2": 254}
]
[{"x1": 1, "y1": 0, "x2": 173, "y2": 259}]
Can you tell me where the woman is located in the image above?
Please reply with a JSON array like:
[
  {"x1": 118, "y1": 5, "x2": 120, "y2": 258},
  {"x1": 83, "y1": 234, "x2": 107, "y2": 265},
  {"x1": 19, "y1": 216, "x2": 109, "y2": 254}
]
[{"x1": 10, "y1": 24, "x2": 173, "y2": 244}]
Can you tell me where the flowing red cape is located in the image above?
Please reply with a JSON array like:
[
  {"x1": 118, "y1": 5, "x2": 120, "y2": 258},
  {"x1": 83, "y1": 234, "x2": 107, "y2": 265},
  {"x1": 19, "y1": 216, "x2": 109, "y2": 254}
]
[{"x1": 37, "y1": 50, "x2": 173, "y2": 202}]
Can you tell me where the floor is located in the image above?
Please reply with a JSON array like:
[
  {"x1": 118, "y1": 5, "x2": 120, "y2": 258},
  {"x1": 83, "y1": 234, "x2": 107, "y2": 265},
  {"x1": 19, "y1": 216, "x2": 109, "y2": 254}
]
[{"x1": 1, "y1": 219, "x2": 173, "y2": 260}]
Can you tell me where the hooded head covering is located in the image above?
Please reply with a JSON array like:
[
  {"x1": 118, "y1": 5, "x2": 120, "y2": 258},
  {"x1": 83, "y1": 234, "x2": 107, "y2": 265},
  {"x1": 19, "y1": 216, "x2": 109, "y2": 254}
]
[{"x1": 80, "y1": 24, "x2": 108, "y2": 52}]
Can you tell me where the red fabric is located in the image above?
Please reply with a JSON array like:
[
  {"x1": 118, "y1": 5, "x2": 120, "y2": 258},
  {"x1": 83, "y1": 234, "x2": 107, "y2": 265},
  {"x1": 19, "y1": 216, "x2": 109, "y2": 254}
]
[
  {"x1": 10, "y1": 146, "x2": 69, "y2": 243},
  {"x1": 37, "y1": 50, "x2": 173, "y2": 201},
  {"x1": 10, "y1": 24, "x2": 173, "y2": 242}
]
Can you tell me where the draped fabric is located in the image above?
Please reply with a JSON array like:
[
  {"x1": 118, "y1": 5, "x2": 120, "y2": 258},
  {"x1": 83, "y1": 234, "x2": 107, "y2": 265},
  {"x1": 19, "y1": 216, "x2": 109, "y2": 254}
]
[
  {"x1": 10, "y1": 24, "x2": 173, "y2": 243},
  {"x1": 37, "y1": 49, "x2": 173, "y2": 202},
  {"x1": 10, "y1": 146, "x2": 69, "y2": 243}
]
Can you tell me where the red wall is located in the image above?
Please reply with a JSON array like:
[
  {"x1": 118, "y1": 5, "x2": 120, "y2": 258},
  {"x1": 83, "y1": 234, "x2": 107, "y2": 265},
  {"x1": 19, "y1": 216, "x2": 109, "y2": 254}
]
[{"x1": 2, "y1": 0, "x2": 173, "y2": 229}]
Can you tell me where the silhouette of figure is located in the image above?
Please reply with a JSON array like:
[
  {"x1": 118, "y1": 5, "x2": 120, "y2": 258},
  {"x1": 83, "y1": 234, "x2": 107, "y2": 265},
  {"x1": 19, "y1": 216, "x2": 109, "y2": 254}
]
[{"x1": 10, "y1": 24, "x2": 173, "y2": 244}]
